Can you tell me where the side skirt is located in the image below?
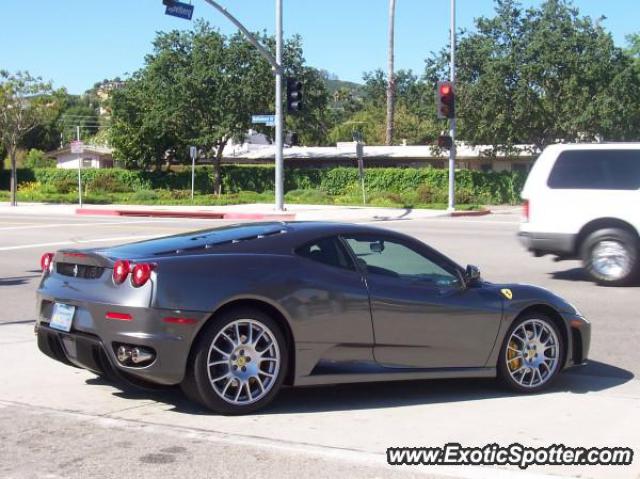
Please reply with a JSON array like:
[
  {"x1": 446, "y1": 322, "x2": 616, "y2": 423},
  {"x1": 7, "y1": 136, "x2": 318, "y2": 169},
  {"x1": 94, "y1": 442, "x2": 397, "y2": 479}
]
[{"x1": 294, "y1": 361, "x2": 496, "y2": 386}]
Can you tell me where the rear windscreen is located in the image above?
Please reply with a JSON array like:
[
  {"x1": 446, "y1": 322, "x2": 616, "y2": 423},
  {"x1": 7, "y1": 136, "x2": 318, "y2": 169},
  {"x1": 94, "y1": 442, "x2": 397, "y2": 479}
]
[{"x1": 547, "y1": 150, "x2": 640, "y2": 190}]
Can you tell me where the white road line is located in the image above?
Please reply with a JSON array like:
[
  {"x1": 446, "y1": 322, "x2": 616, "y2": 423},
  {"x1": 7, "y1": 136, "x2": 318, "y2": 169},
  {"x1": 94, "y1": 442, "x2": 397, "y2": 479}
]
[
  {"x1": 361, "y1": 218, "x2": 520, "y2": 226},
  {"x1": 0, "y1": 219, "x2": 212, "y2": 231},
  {"x1": 0, "y1": 235, "x2": 160, "y2": 252}
]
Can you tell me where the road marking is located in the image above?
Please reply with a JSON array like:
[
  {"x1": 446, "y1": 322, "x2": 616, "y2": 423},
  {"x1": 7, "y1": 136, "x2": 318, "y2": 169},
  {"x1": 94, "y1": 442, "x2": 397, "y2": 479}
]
[
  {"x1": 0, "y1": 235, "x2": 159, "y2": 252},
  {"x1": 361, "y1": 218, "x2": 520, "y2": 226},
  {"x1": 0, "y1": 219, "x2": 210, "y2": 231}
]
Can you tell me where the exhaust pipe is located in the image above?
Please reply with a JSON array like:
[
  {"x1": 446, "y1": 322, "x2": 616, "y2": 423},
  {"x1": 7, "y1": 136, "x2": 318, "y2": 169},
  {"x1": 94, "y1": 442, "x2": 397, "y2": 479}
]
[
  {"x1": 131, "y1": 347, "x2": 155, "y2": 364},
  {"x1": 117, "y1": 345, "x2": 132, "y2": 363}
]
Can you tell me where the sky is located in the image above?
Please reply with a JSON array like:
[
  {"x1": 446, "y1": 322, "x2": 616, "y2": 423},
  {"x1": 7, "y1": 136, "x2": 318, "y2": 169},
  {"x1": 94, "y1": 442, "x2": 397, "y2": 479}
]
[{"x1": 1, "y1": 0, "x2": 638, "y2": 94}]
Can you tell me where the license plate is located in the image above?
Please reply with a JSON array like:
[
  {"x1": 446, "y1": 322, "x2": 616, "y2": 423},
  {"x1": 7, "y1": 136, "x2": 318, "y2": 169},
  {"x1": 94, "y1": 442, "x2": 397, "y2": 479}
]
[{"x1": 50, "y1": 303, "x2": 76, "y2": 332}]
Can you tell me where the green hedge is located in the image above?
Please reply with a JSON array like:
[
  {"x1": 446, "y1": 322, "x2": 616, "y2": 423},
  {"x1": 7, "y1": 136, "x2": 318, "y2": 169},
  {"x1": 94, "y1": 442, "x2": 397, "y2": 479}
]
[{"x1": 0, "y1": 166, "x2": 526, "y2": 204}]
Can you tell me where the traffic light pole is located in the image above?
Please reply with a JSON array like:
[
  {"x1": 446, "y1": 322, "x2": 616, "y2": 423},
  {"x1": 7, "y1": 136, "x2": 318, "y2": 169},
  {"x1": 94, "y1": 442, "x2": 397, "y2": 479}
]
[
  {"x1": 274, "y1": 0, "x2": 284, "y2": 211},
  {"x1": 201, "y1": 0, "x2": 285, "y2": 211},
  {"x1": 447, "y1": 0, "x2": 456, "y2": 212}
]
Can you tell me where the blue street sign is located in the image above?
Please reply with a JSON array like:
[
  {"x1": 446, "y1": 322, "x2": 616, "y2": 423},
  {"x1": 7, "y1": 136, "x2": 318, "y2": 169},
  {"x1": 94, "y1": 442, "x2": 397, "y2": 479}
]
[
  {"x1": 251, "y1": 114, "x2": 276, "y2": 127},
  {"x1": 165, "y1": 1, "x2": 194, "y2": 20}
]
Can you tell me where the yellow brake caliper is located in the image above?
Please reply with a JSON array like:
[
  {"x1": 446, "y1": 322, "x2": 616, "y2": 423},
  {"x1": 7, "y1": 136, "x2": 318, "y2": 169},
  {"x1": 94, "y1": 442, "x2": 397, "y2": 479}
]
[{"x1": 507, "y1": 340, "x2": 522, "y2": 371}]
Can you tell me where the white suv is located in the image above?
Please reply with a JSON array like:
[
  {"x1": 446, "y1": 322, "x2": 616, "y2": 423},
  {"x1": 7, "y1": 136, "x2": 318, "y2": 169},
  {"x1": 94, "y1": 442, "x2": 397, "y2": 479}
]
[{"x1": 519, "y1": 143, "x2": 640, "y2": 286}]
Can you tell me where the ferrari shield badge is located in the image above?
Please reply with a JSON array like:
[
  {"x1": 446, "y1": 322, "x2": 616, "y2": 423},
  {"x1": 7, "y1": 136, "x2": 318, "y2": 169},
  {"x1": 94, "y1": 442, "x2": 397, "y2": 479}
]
[{"x1": 500, "y1": 288, "x2": 513, "y2": 300}]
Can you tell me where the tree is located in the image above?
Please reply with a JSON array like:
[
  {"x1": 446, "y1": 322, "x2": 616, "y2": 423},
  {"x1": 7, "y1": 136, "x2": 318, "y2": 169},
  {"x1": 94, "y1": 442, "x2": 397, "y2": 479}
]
[
  {"x1": 0, "y1": 71, "x2": 55, "y2": 206},
  {"x1": 110, "y1": 22, "x2": 329, "y2": 192},
  {"x1": 385, "y1": 0, "x2": 397, "y2": 145},
  {"x1": 330, "y1": 69, "x2": 440, "y2": 145},
  {"x1": 425, "y1": 0, "x2": 640, "y2": 151}
]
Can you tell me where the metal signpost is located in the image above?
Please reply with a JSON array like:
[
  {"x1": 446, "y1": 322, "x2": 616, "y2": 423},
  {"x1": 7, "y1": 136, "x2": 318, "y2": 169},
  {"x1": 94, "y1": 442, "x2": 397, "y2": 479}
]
[
  {"x1": 189, "y1": 146, "x2": 198, "y2": 201},
  {"x1": 353, "y1": 131, "x2": 366, "y2": 205},
  {"x1": 71, "y1": 137, "x2": 84, "y2": 208}
]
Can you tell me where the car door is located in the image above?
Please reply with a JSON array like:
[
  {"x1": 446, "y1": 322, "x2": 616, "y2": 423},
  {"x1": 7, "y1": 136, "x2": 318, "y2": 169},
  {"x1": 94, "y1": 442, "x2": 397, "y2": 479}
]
[
  {"x1": 342, "y1": 234, "x2": 503, "y2": 369},
  {"x1": 291, "y1": 235, "x2": 374, "y2": 375}
]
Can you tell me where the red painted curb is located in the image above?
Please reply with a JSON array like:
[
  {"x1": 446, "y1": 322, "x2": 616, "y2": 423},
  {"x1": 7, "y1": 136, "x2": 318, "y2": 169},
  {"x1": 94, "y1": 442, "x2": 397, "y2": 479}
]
[
  {"x1": 449, "y1": 209, "x2": 492, "y2": 217},
  {"x1": 76, "y1": 208, "x2": 295, "y2": 221}
]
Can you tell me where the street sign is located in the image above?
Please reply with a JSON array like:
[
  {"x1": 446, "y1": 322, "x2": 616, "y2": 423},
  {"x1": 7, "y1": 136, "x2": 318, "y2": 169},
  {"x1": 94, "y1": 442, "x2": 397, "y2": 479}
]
[
  {"x1": 189, "y1": 146, "x2": 198, "y2": 159},
  {"x1": 252, "y1": 114, "x2": 276, "y2": 127},
  {"x1": 165, "y1": 1, "x2": 194, "y2": 20},
  {"x1": 70, "y1": 141, "x2": 84, "y2": 154}
]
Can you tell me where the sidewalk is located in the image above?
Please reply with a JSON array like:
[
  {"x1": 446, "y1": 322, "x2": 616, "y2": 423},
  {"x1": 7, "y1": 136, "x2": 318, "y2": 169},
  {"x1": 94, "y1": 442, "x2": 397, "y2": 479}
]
[{"x1": 0, "y1": 202, "x2": 456, "y2": 222}]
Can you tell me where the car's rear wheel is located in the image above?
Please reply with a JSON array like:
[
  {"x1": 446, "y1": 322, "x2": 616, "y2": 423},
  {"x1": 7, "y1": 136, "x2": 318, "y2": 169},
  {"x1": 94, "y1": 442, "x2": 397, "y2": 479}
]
[
  {"x1": 581, "y1": 228, "x2": 639, "y2": 286},
  {"x1": 498, "y1": 313, "x2": 563, "y2": 393},
  {"x1": 182, "y1": 308, "x2": 287, "y2": 415}
]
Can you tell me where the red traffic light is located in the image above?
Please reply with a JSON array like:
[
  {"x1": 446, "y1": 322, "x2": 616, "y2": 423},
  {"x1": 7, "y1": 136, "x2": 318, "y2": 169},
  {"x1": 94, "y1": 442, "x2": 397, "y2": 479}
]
[{"x1": 436, "y1": 81, "x2": 455, "y2": 119}]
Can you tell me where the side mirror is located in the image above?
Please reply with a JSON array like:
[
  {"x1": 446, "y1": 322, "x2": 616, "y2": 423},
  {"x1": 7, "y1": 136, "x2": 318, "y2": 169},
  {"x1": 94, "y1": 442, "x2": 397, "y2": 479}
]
[{"x1": 464, "y1": 264, "x2": 482, "y2": 286}]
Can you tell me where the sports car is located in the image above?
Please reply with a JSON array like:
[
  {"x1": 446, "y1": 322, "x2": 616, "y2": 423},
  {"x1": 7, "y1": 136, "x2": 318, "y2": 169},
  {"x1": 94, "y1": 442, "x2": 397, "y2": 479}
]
[{"x1": 36, "y1": 221, "x2": 590, "y2": 414}]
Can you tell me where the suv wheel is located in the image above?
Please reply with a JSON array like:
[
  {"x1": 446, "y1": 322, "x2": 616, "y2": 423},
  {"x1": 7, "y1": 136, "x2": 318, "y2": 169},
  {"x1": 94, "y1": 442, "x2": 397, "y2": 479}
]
[{"x1": 581, "y1": 228, "x2": 639, "y2": 286}]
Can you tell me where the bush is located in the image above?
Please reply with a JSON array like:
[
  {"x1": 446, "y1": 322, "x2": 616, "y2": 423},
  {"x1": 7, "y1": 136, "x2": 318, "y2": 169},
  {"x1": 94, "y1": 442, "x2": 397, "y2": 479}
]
[
  {"x1": 52, "y1": 177, "x2": 77, "y2": 194},
  {"x1": 131, "y1": 190, "x2": 159, "y2": 202},
  {"x1": 24, "y1": 149, "x2": 55, "y2": 169},
  {"x1": 3, "y1": 165, "x2": 527, "y2": 205}
]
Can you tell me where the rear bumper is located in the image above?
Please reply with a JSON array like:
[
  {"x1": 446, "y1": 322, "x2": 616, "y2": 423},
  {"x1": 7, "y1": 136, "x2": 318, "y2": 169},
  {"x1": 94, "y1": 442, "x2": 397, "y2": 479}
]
[
  {"x1": 518, "y1": 231, "x2": 576, "y2": 257},
  {"x1": 36, "y1": 294, "x2": 207, "y2": 385}
]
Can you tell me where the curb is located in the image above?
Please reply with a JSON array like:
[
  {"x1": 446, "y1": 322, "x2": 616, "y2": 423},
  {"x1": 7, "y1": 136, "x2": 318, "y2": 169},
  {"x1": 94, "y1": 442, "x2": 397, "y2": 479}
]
[
  {"x1": 449, "y1": 209, "x2": 492, "y2": 217},
  {"x1": 76, "y1": 208, "x2": 296, "y2": 221}
]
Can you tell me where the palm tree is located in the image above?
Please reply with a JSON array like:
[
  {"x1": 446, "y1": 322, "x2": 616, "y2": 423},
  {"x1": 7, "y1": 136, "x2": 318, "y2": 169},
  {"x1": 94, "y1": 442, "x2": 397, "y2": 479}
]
[{"x1": 385, "y1": 0, "x2": 397, "y2": 146}]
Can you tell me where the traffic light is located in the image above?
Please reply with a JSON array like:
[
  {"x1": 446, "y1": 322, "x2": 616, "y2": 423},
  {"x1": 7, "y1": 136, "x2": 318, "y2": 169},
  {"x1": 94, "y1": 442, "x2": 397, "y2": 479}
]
[
  {"x1": 287, "y1": 78, "x2": 303, "y2": 113},
  {"x1": 436, "y1": 81, "x2": 455, "y2": 119},
  {"x1": 438, "y1": 135, "x2": 453, "y2": 149}
]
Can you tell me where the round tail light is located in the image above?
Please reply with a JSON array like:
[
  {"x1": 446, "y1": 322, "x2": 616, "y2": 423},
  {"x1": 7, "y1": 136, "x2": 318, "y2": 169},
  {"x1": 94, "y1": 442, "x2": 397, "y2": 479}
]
[
  {"x1": 131, "y1": 263, "x2": 153, "y2": 287},
  {"x1": 40, "y1": 253, "x2": 54, "y2": 273},
  {"x1": 112, "y1": 260, "x2": 131, "y2": 285}
]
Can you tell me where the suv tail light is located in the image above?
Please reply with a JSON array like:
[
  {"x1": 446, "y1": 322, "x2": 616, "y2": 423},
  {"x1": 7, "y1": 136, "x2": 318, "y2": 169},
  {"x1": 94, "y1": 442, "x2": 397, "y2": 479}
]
[
  {"x1": 112, "y1": 260, "x2": 131, "y2": 285},
  {"x1": 131, "y1": 263, "x2": 154, "y2": 288},
  {"x1": 40, "y1": 253, "x2": 54, "y2": 273},
  {"x1": 522, "y1": 200, "x2": 530, "y2": 222}
]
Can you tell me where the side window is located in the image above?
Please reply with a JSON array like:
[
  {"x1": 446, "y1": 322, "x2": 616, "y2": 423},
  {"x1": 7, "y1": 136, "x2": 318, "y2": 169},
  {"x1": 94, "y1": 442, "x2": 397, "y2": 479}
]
[
  {"x1": 548, "y1": 150, "x2": 640, "y2": 190},
  {"x1": 343, "y1": 236, "x2": 460, "y2": 287},
  {"x1": 295, "y1": 237, "x2": 354, "y2": 271}
]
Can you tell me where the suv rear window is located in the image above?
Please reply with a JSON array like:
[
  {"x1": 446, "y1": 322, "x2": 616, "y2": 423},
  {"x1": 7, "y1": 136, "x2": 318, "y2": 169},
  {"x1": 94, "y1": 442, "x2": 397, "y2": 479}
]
[{"x1": 547, "y1": 149, "x2": 640, "y2": 190}]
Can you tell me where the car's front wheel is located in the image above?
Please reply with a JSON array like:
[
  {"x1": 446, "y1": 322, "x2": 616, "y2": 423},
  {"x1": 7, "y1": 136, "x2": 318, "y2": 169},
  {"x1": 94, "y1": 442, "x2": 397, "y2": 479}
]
[
  {"x1": 182, "y1": 308, "x2": 288, "y2": 415},
  {"x1": 581, "y1": 228, "x2": 639, "y2": 286},
  {"x1": 498, "y1": 313, "x2": 563, "y2": 393}
]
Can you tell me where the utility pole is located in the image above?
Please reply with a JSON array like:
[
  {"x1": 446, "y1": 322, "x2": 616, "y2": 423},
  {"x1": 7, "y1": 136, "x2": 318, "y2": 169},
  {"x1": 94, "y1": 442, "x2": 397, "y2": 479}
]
[
  {"x1": 448, "y1": 0, "x2": 456, "y2": 212},
  {"x1": 201, "y1": 0, "x2": 285, "y2": 211}
]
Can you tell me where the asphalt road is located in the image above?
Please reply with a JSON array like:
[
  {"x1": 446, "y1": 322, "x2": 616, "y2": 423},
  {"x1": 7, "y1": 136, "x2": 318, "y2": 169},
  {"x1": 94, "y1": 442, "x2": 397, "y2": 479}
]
[{"x1": 0, "y1": 211, "x2": 638, "y2": 479}]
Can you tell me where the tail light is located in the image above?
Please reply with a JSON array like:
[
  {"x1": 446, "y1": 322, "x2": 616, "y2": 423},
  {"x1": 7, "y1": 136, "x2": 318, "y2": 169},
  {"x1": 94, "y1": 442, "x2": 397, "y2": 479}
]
[
  {"x1": 131, "y1": 263, "x2": 154, "y2": 287},
  {"x1": 40, "y1": 253, "x2": 54, "y2": 273},
  {"x1": 112, "y1": 260, "x2": 131, "y2": 285},
  {"x1": 522, "y1": 200, "x2": 530, "y2": 222}
]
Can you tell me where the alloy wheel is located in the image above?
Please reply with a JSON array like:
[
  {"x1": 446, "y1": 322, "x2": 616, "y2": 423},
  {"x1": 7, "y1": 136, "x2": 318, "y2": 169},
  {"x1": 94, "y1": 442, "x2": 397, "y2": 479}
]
[
  {"x1": 505, "y1": 319, "x2": 560, "y2": 389},
  {"x1": 206, "y1": 319, "x2": 281, "y2": 405}
]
